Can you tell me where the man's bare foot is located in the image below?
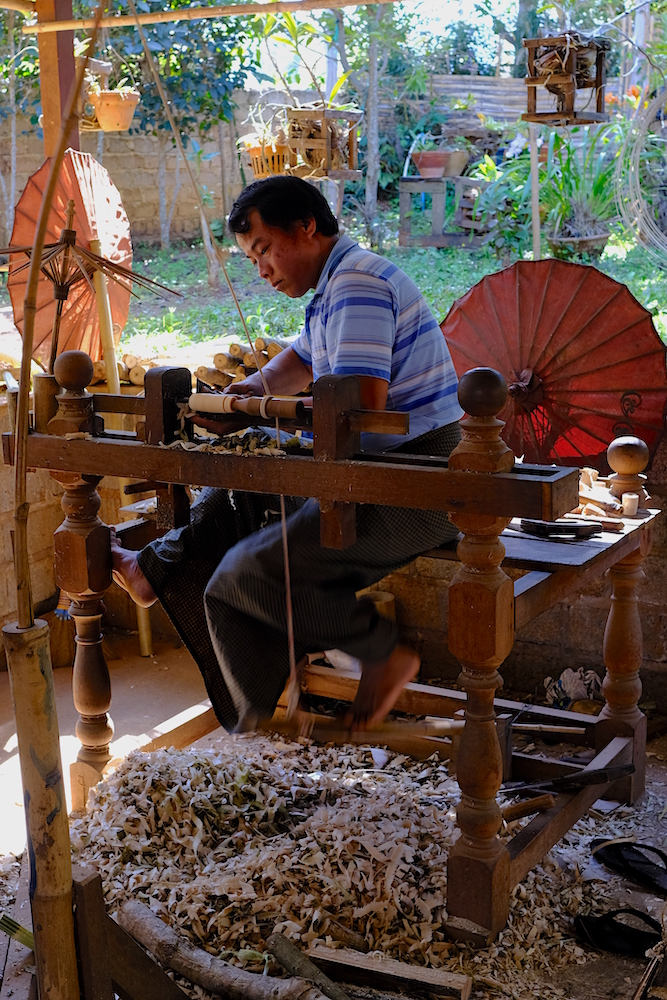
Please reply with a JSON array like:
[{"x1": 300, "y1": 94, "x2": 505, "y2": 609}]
[
  {"x1": 110, "y1": 531, "x2": 157, "y2": 608},
  {"x1": 345, "y1": 645, "x2": 420, "y2": 732}
]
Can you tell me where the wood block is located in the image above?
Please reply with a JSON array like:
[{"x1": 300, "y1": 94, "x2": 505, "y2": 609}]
[{"x1": 307, "y1": 944, "x2": 471, "y2": 999}]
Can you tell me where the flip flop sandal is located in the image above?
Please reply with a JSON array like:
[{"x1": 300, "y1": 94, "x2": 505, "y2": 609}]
[
  {"x1": 591, "y1": 838, "x2": 667, "y2": 895},
  {"x1": 574, "y1": 908, "x2": 662, "y2": 956}
]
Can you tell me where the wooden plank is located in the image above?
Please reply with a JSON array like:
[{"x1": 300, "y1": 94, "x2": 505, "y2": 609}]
[
  {"x1": 71, "y1": 867, "x2": 114, "y2": 1000},
  {"x1": 508, "y1": 737, "x2": 632, "y2": 887},
  {"x1": 25, "y1": 434, "x2": 579, "y2": 520},
  {"x1": 266, "y1": 708, "x2": 455, "y2": 761},
  {"x1": 510, "y1": 753, "x2": 586, "y2": 784},
  {"x1": 0, "y1": 853, "x2": 34, "y2": 1000},
  {"x1": 106, "y1": 914, "x2": 189, "y2": 1000},
  {"x1": 92, "y1": 395, "x2": 146, "y2": 415},
  {"x1": 308, "y1": 945, "x2": 471, "y2": 1000},
  {"x1": 286, "y1": 663, "x2": 603, "y2": 732},
  {"x1": 138, "y1": 702, "x2": 219, "y2": 752}
]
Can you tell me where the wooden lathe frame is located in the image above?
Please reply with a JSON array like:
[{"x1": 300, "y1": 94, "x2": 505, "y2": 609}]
[{"x1": 8, "y1": 363, "x2": 655, "y2": 944}]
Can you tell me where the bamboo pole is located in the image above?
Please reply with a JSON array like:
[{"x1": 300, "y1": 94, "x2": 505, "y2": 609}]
[
  {"x1": 90, "y1": 237, "x2": 154, "y2": 657},
  {"x1": 22, "y1": 0, "x2": 403, "y2": 34},
  {"x1": 529, "y1": 124, "x2": 541, "y2": 261},
  {"x1": 2, "y1": 623, "x2": 80, "y2": 1000},
  {"x1": 5, "y1": 12, "x2": 103, "y2": 1000},
  {"x1": 1, "y1": 0, "x2": 34, "y2": 14}
]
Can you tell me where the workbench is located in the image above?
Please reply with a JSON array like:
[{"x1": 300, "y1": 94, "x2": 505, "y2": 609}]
[{"x1": 9, "y1": 355, "x2": 657, "y2": 945}]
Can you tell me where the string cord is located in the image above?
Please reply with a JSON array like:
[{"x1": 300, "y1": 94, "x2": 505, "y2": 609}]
[{"x1": 125, "y1": 0, "x2": 300, "y2": 715}]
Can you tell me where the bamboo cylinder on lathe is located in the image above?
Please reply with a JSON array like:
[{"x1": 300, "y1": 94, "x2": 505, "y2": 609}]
[
  {"x1": 2, "y1": 620, "x2": 79, "y2": 999},
  {"x1": 189, "y1": 392, "x2": 303, "y2": 420}
]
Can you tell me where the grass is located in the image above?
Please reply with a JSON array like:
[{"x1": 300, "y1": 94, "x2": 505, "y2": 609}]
[{"x1": 3, "y1": 211, "x2": 667, "y2": 356}]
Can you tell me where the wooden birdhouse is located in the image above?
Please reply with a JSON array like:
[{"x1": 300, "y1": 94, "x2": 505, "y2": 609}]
[
  {"x1": 522, "y1": 33, "x2": 611, "y2": 126},
  {"x1": 285, "y1": 106, "x2": 363, "y2": 180}
]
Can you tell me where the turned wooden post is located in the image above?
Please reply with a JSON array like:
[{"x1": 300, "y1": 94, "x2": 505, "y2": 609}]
[
  {"x1": 596, "y1": 436, "x2": 652, "y2": 802},
  {"x1": 446, "y1": 368, "x2": 515, "y2": 941},
  {"x1": 49, "y1": 350, "x2": 113, "y2": 811}
]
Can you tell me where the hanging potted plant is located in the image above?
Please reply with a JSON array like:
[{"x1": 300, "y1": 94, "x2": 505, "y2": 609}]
[
  {"x1": 88, "y1": 77, "x2": 140, "y2": 132},
  {"x1": 238, "y1": 105, "x2": 291, "y2": 179}
]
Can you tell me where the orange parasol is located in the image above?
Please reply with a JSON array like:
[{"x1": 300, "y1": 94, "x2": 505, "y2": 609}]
[
  {"x1": 441, "y1": 259, "x2": 667, "y2": 468},
  {"x1": 5, "y1": 150, "x2": 171, "y2": 370}
]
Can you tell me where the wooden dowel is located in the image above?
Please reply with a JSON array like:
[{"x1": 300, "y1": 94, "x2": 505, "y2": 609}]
[
  {"x1": 228, "y1": 342, "x2": 243, "y2": 358},
  {"x1": 23, "y1": 0, "x2": 402, "y2": 35},
  {"x1": 501, "y1": 794, "x2": 555, "y2": 823},
  {"x1": 511, "y1": 723, "x2": 587, "y2": 735},
  {"x1": 129, "y1": 365, "x2": 147, "y2": 386}
]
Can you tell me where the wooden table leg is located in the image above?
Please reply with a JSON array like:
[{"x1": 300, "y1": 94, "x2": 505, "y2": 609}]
[
  {"x1": 445, "y1": 368, "x2": 515, "y2": 940},
  {"x1": 597, "y1": 532, "x2": 651, "y2": 803},
  {"x1": 49, "y1": 351, "x2": 114, "y2": 811},
  {"x1": 595, "y1": 436, "x2": 652, "y2": 803}
]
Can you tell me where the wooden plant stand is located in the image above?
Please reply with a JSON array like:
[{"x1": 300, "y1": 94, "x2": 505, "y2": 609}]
[{"x1": 398, "y1": 176, "x2": 487, "y2": 249}]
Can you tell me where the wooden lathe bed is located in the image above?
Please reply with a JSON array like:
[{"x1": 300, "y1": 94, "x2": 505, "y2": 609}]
[{"x1": 7, "y1": 354, "x2": 657, "y2": 944}]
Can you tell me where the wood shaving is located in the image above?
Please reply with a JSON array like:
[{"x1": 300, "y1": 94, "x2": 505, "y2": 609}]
[{"x1": 70, "y1": 734, "x2": 640, "y2": 1000}]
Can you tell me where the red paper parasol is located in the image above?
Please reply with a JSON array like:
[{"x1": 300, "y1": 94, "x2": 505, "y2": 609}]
[
  {"x1": 8, "y1": 150, "x2": 133, "y2": 369},
  {"x1": 441, "y1": 259, "x2": 667, "y2": 467}
]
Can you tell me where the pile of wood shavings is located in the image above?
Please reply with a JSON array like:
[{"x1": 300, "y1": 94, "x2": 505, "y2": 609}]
[{"x1": 70, "y1": 735, "x2": 624, "y2": 1000}]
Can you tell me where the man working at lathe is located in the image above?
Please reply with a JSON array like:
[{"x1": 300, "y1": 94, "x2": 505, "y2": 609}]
[{"x1": 112, "y1": 175, "x2": 463, "y2": 734}]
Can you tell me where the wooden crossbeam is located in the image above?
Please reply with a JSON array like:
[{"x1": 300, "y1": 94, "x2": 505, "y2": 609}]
[{"x1": 22, "y1": 0, "x2": 407, "y2": 33}]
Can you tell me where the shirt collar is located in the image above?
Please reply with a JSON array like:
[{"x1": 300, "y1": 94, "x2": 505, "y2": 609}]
[{"x1": 313, "y1": 235, "x2": 357, "y2": 296}]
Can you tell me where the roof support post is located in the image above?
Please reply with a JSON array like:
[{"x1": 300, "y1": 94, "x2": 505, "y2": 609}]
[{"x1": 36, "y1": 0, "x2": 79, "y2": 156}]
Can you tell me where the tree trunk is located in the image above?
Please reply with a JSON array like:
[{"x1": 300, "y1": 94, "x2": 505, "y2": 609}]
[
  {"x1": 364, "y1": 5, "x2": 382, "y2": 247},
  {"x1": 157, "y1": 132, "x2": 170, "y2": 249},
  {"x1": 201, "y1": 207, "x2": 220, "y2": 287},
  {"x1": 512, "y1": 0, "x2": 539, "y2": 77},
  {"x1": 7, "y1": 11, "x2": 16, "y2": 241}
]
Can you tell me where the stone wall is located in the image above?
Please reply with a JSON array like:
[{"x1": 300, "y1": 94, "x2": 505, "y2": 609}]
[
  {"x1": 0, "y1": 88, "x2": 325, "y2": 245},
  {"x1": 0, "y1": 399, "x2": 65, "y2": 636}
]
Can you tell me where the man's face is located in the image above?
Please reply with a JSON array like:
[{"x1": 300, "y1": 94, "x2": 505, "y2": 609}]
[{"x1": 235, "y1": 209, "x2": 324, "y2": 298}]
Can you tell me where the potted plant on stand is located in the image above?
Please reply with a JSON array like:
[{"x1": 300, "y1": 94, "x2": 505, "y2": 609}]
[
  {"x1": 541, "y1": 123, "x2": 622, "y2": 259},
  {"x1": 408, "y1": 134, "x2": 471, "y2": 178}
]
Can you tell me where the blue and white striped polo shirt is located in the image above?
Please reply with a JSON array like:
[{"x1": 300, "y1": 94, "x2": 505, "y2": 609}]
[{"x1": 292, "y1": 235, "x2": 463, "y2": 450}]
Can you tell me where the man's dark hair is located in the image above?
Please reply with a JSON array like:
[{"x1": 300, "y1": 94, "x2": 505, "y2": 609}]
[{"x1": 228, "y1": 176, "x2": 339, "y2": 237}]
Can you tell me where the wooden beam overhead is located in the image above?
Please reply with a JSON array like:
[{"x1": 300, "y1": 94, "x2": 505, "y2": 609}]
[
  {"x1": 0, "y1": 0, "x2": 35, "y2": 14},
  {"x1": 22, "y1": 0, "x2": 404, "y2": 34}
]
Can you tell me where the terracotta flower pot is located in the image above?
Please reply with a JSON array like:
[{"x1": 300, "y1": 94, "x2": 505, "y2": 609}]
[
  {"x1": 412, "y1": 150, "x2": 469, "y2": 178},
  {"x1": 91, "y1": 90, "x2": 140, "y2": 132}
]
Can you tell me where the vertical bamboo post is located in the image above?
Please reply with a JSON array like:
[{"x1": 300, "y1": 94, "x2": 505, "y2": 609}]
[
  {"x1": 529, "y1": 124, "x2": 540, "y2": 261},
  {"x1": 7, "y1": 16, "x2": 101, "y2": 997},
  {"x1": 90, "y1": 237, "x2": 153, "y2": 658},
  {"x1": 3, "y1": 620, "x2": 80, "y2": 1000}
]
